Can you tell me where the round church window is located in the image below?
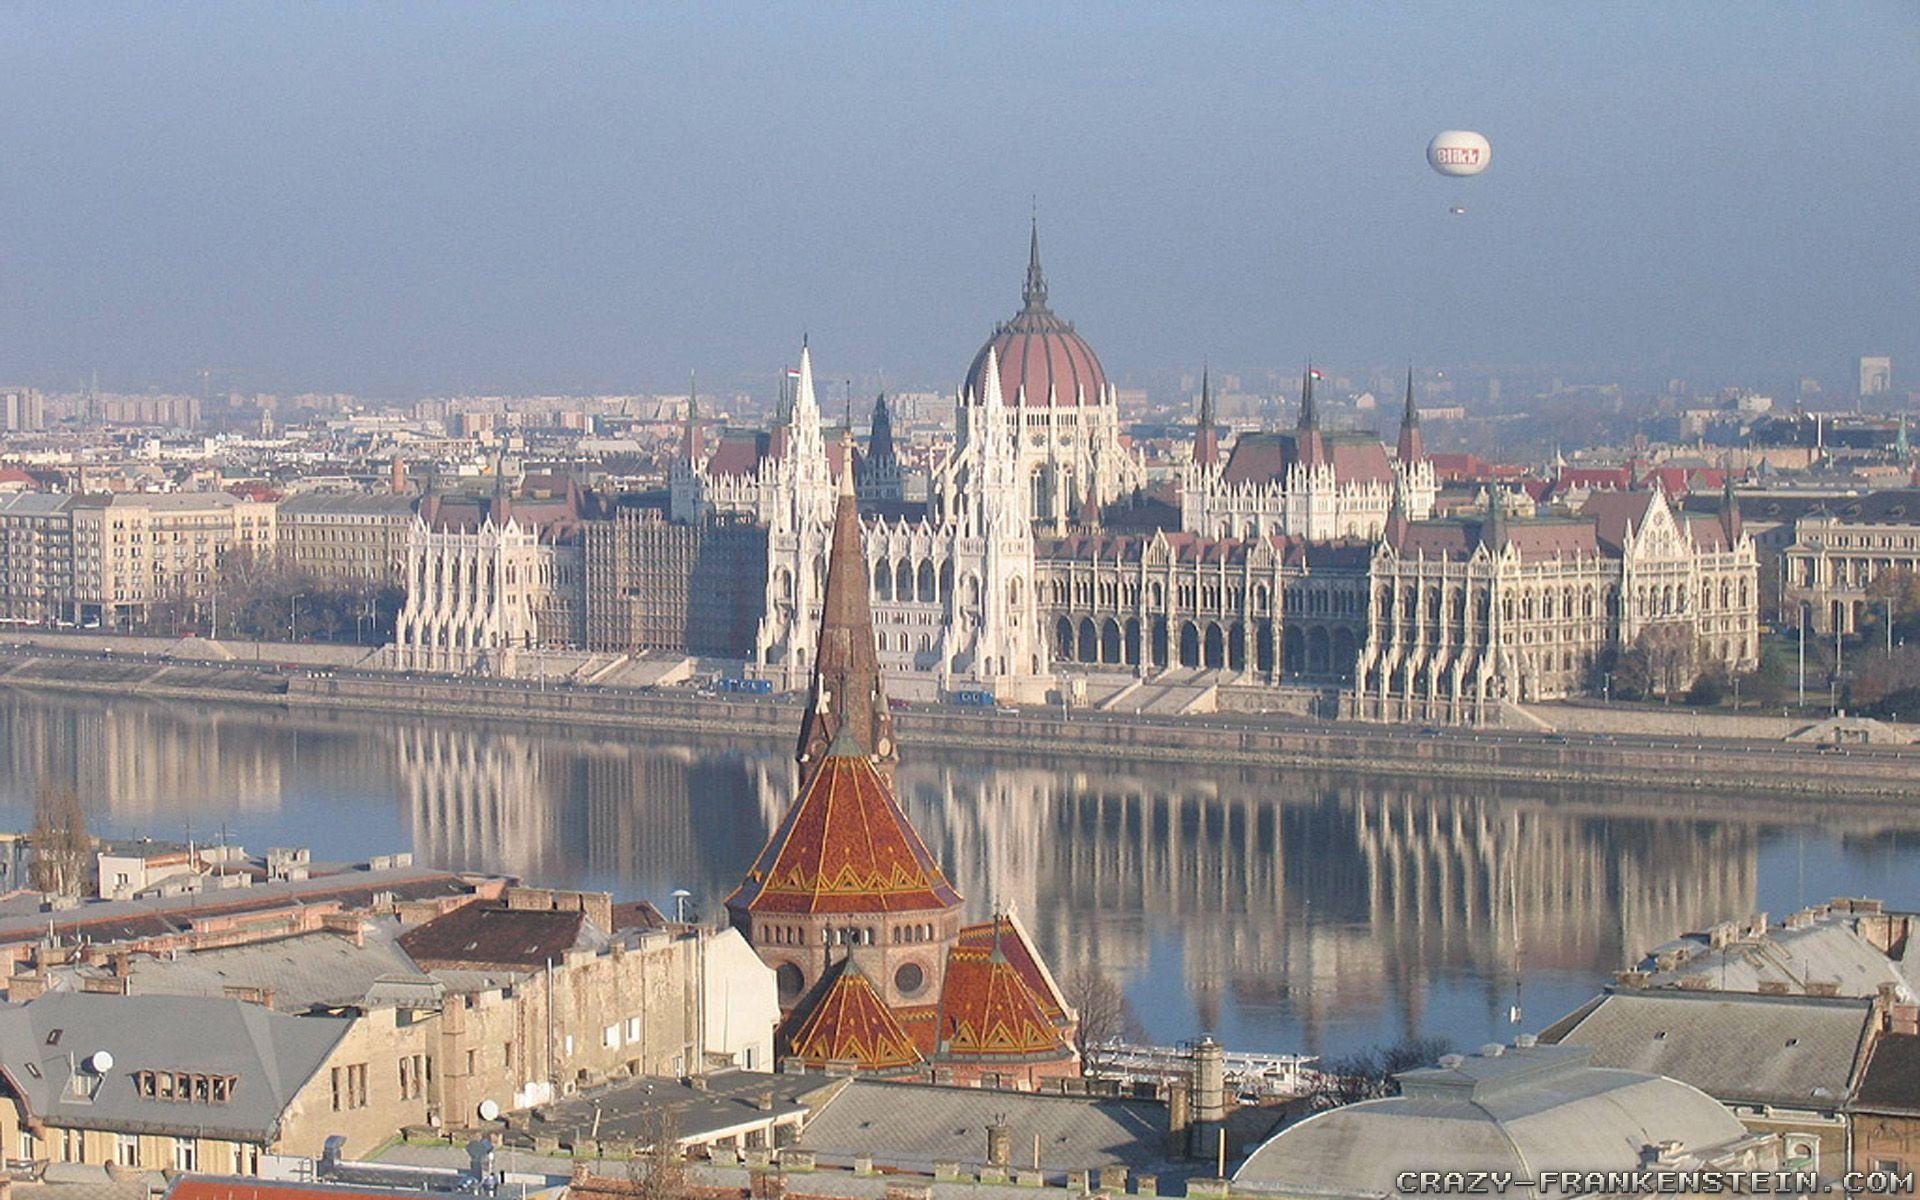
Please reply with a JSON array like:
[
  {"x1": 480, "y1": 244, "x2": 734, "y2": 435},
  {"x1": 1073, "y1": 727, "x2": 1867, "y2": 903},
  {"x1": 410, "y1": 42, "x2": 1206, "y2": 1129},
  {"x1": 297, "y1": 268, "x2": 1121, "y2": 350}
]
[
  {"x1": 895, "y1": 962, "x2": 926, "y2": 997},
  {"x1": 777, "y1": 963, "x2": 804, "y2": 998}
]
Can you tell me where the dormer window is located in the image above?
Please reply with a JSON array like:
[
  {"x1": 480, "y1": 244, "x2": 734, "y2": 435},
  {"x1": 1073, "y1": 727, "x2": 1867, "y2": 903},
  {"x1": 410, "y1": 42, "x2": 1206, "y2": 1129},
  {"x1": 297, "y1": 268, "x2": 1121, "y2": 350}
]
[{"x1": 133, "y1": 1070, "x2": 237, "y2": 1104}]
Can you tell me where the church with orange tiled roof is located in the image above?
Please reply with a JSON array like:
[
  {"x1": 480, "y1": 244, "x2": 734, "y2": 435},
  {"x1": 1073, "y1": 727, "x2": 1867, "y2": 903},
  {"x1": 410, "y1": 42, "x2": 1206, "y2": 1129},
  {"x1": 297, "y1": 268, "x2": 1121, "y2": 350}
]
[{"x1": 726, "y1": 439, "x2": 1079, "y2": 1087}]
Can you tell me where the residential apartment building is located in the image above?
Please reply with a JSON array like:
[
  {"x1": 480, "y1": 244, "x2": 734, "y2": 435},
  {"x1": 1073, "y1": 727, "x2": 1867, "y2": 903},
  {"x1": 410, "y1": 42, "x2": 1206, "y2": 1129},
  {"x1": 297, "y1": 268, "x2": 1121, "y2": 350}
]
[
  {"x1": 1781, "y1": 490, "x2": 1920, "y2": 635},
  {"x1": 0, "y1": 388, "x2": 45, "y2": 433},
  {"x1": 68, "y1": 493, "x2": 276, "y2": 628},
  {"x1": 277, "y1": 492, "x2": 417, "y2": 585},
  {"x1": 5, "y1": 888, "x2": 777, "y2": 1161},
  {"x1": 0, "y1": 493, "x2": 74, "y2": 624}
]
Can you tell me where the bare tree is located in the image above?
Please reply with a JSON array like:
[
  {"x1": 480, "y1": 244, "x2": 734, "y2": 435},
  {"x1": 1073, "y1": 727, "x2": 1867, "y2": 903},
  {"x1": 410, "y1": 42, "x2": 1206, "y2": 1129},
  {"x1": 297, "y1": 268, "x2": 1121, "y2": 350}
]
[
  {"x1": 1065, "y1": 963, "x2": 1144, "y2": 1073},
  {"x1": 29, "y1": 783, "x2": 92, "y2": 898},
  {"x1": 622, "y1": 1110, "x2": 690, "y2": 1200},
  {"x1": 1308, "y1": 1035, "x2": 1453, "y2": 1110}
]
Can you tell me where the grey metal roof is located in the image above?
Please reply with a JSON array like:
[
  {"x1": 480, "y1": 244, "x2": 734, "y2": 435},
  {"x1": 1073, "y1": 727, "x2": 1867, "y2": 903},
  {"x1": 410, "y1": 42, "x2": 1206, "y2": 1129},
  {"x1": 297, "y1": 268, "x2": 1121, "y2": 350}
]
[
  {"x1": 278, "y1": 493, "x2": 418, "y2": 517},
  {"x1": 0, "y1": 493, "x2": 74, "y2": 517},
  {"x1": 532, "y1": 1069, "x2": 824, "y2": 1147},
  {"x1": 1549, "y1": 988, "x2": 1872, "y2": 1110},
  {"x1": 0, "y1": 992, "x2": 352, "y2": 1140},
  {"x1": 53, "y1": 925, "x2": 424, "y2": 1011},
  {"x1": 797, "y1": 1079, "x2": 1169, "y2": 1174},
  {"x1": 1234, "y1": 1045, "x2": 1753, "y2": 1198},
  {"x1": 1635, "y1": 912, "x2": 1917, "y2": 999}
]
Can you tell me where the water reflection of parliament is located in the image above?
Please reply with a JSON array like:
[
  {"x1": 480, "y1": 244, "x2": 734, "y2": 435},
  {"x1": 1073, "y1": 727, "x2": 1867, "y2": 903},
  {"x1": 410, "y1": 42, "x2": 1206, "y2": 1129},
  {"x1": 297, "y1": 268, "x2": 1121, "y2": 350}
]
[{"x1": 4, "y1": 693, "x2": 1778, "y2": 1046}]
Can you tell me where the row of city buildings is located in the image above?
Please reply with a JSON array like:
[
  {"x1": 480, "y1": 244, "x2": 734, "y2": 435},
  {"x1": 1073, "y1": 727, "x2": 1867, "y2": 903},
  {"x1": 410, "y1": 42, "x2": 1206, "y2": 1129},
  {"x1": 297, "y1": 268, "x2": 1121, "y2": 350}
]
[
  {"x1": 11, "y1": 230, "x2": 1920, "y2": 719},
  {"x1": 5, "y1": 454, "x2": 1920, "y2": 1196}
]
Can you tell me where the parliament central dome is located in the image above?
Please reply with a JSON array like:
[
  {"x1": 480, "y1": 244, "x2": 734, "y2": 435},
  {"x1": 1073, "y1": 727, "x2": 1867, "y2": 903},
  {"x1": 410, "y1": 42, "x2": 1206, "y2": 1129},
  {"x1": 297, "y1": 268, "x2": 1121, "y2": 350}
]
[{"x1": 962, "y1": 224, "x2": 1110, "y2": 408}]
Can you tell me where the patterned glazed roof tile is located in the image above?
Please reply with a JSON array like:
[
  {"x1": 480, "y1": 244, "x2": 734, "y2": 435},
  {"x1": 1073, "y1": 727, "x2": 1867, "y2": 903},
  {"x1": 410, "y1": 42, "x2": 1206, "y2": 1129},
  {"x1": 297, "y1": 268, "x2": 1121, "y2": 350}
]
[
  {"x1": 787, "y1": 961, "x2": 925, "y2": 1072},
  {"x1": 726, "y1": 749, "x2": 962, "y2": 916},
  {"x1": 957, "y1": 915, "x2": 1070, "y2": 1023},
  {"x1": 936, "y1": 942, "x2": 1074, "y2": 1062}
]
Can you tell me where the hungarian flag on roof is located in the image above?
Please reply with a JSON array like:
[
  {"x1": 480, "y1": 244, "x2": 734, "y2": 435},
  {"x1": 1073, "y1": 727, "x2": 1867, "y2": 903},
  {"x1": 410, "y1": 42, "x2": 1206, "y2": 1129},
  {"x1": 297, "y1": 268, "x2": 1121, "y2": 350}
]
[{"x1": 1308, "y1": 367, "x2": 1325, "y2": 381}]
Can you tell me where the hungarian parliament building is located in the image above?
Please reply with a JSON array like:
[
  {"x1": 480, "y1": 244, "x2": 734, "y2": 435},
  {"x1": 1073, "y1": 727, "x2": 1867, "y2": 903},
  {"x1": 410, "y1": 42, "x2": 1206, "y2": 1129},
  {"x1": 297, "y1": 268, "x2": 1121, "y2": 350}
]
[{"x1": 393, "y1": 229, "x2": 1759, "y2": 725}]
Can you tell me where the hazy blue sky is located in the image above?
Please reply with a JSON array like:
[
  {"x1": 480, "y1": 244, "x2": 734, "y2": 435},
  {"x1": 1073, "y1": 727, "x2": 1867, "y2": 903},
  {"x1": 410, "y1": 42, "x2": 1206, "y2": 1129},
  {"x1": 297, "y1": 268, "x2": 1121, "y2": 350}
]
[{"x1": 2, "y1": 3, "x2": 1915, "y2": 396}]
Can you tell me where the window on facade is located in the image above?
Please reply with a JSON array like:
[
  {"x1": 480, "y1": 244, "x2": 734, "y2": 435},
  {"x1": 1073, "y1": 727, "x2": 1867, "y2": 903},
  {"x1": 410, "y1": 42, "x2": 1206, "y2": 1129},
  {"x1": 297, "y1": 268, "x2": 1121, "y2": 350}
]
[
  {"x1": 331, "y1": 1063, "x2": 369, "y2": 1111},
  {"x1": 115, "y1": 1134, "x2": 139, "y2": 1167},
  {"x1": 173, "y1": 1138, "x2": 196, "y2": 1172}
]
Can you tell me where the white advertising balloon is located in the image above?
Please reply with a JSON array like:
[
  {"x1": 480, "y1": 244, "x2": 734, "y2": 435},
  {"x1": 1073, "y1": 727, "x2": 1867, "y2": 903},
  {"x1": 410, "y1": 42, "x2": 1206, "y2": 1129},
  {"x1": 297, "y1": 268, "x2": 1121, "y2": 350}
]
[{"x1": 1428, "y1": 130, "x2": 1492, "y2": 178}]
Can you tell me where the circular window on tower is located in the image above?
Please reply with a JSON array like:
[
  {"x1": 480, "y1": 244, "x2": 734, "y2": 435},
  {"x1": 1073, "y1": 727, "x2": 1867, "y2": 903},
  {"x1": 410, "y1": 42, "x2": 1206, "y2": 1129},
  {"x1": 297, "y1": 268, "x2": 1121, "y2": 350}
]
[
  {"x1": 894, "y1": 962, "x2": 926, "y2": 998},
  {"x1": 776, "y1": 963, "x2": 804, "y2": 999}
]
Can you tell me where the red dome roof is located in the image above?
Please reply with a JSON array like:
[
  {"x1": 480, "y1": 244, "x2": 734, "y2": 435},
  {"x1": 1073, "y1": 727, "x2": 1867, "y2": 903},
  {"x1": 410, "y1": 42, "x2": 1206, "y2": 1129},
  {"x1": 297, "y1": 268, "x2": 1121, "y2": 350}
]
[{"x1": 962, "y1": 226, "x2": 1110, "y2": 408}]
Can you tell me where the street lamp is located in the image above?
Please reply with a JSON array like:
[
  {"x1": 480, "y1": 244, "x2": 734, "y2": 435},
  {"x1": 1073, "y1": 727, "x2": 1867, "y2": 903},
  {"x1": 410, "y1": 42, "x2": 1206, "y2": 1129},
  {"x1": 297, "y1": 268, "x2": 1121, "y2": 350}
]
[{"x1": 289, "y1": 593, "x2": 304, "y2": 643}]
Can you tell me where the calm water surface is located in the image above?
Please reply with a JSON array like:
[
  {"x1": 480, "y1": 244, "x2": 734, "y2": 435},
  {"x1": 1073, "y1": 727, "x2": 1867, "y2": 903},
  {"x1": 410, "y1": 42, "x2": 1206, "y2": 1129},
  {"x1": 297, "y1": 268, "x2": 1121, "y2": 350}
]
[{"x1": 2, "y1": 688, "x2": 1916, "y2": 1062}]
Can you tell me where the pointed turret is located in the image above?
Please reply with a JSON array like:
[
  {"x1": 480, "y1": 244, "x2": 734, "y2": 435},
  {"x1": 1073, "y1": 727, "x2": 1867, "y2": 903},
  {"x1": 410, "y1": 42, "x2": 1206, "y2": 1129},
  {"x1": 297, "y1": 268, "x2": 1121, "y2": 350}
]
[
  {"x1": 1481, "y1": 486, "x2": 1506, "y2": 554},
  {"x1": 1720, "y1": 474, "x2": 1743, "y2": 546},
  {"x1": 681, "y1": 370, "x2": 704, "y2": 466},
  {"x1": 867, "y1": 393, "x2": 895, "y2": 468},
  {"x1": 1193, "y1": 365, "x2": 1220, "y2": 467},
  {"x1": 1297, "y1": 365, "x2": 1320, "y2": 432},
  {"x1": 1385, "y1": 478, "x2": 1411, "y2": 549},
  {"x1": 795, "y1": 432, "x2": 897, "y2": 778},
  {"x1": 1397, "y1": 367, "x2": 1424, "y2": 463},
  {"x1": 1022, "y1": 217, "x2": 1049, "y2": 313},
  {"x1": 1296, "y1": 364, "x2": 1326, "y2": 466}
]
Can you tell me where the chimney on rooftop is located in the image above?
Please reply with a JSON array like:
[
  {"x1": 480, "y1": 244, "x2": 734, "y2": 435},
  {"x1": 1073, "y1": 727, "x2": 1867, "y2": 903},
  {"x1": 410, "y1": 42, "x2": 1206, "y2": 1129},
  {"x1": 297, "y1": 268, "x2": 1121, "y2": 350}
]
[{"x1": 986, "y1": 1120, "x2": 1012, "y2": 1168}]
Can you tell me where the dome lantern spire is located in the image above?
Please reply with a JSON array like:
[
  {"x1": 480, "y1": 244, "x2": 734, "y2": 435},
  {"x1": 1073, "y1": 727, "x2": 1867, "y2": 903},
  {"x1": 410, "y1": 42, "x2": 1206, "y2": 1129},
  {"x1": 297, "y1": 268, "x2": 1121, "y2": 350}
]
[{"x1": 1023, "y1": 216, "x2": 1049, "y2": 313}]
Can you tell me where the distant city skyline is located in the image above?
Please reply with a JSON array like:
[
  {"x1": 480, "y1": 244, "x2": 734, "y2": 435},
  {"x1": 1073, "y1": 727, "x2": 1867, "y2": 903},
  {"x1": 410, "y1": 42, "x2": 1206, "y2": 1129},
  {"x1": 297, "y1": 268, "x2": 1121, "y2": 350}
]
[{"x1": 1, "y1": 4, "x2": 1915, "y2": 396}]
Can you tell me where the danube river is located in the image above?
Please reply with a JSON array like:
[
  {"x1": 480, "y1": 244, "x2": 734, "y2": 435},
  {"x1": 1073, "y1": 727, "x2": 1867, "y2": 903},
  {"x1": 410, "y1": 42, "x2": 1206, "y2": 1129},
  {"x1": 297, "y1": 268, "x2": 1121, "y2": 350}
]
[{"x1": 2, "y1": 688, "x2": 1916, "y2": 1062}]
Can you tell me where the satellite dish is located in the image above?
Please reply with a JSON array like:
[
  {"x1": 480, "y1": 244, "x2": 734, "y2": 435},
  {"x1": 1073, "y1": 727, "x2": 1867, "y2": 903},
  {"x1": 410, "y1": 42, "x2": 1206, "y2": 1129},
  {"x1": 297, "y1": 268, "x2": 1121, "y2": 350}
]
[
  {"x1": 1427, "y1": 130, "x2": 1492, "y2": 178},
  {"x1": 87, "y1": 1050, "x2": 114, "y2": 1074},
  {"x1": 477, "y1": 1098, "x2": 500, "y2": 1122}
]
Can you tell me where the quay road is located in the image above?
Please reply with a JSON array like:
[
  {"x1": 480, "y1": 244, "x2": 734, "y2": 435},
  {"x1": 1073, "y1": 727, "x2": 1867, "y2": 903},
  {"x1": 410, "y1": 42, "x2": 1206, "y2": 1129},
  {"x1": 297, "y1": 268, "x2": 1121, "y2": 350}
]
[{"x1": 0, "y1": 643, "x2": 1913, "y2": 803}]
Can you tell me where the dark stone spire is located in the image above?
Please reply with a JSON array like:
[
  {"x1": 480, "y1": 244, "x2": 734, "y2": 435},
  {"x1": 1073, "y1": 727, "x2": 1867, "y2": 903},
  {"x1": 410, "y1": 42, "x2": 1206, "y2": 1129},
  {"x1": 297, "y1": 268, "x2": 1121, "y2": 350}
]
[
  {"x1": 1022, "y1": 217, "x2": 1049, "y2": 313},
  {"x1": 681, "y1": 370, "x2": 704, "y2": 466},
  {"x1": 1720, "y1": 473, "x2": 1743, "y2": 545},
  {"x1": 867, "y1": 393, "x2": 896, "y2": 468},
  {"x1": 1296, "y1": 364, "x2": 1327, "y2": 467},
  {"x1": 1397, "y1": 367, "x2": 1424, "y2": 463},
  {"x1": 795, "y1": 432, "x2": 897, "y2": 781},
  {"x1": 1193, "y1": 364, "x2": 1220, "y2": 467},
  {"x1": 1482, "y1": 486, "x2": 1505, "y2": 554}
]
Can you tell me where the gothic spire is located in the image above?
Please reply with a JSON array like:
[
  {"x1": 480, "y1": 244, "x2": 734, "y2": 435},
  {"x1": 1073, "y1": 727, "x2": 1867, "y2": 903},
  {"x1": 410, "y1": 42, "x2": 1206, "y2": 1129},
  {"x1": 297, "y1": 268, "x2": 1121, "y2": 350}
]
[
  {"x1": 1397, "y1": 366, "x2": 1424, "y2": 463},
  {"x1": 1297, "y1": 364, "x2": 1320, "y2": 432},
  {"x1": 1022, "y1": 217, "x2": 1049, "y2": 312},
  {"x1": 681, "y1": 369, "x2": 704, "y2": 466},
  {"x1": 867, "y1": 393, "x2": 896, "y2": 467},
  {"x1": 1482, "y1": 485, "x2": 1506, "y2": 554},
  {"x1": 795, "y1": 430, "x2": 897, "y2": 780},
  {"x1": 1193, "y1": 364, "x2": 1220, "y2": 467},
  {"x1": 1720, "y1": 472, "x2": 1743, "y2": 546}
]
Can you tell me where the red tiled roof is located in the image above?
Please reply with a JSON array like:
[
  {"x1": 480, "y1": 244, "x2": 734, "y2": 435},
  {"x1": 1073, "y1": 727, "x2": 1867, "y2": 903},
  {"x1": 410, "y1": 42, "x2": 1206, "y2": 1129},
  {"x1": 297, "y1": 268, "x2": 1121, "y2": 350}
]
[
  {"x1": 1219, "y1": 432, "x2": 1394, "y2": 487},
  {"x1": 707, "y1": 431, "x2": 772, "y2": 478},
  {"x1": 397, "y1": 902, "x2": 588, "y2": 971},
  {"x1": 936, "y1": 943, "x2": 1073, "y2": 1061},
  {"x1": 787, "y1": 961, "x2": 924, "y2": 1071},
  {"x1": 726, "y1": 749, "x2": 962, "y2": 916},
  {"x1": 957, "y1": 915, "x2": 1067, "y2": 1023},
  {"x1": 1582, "y1": 490, "x2": 1658, "y2": 554}
]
